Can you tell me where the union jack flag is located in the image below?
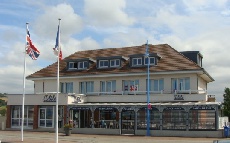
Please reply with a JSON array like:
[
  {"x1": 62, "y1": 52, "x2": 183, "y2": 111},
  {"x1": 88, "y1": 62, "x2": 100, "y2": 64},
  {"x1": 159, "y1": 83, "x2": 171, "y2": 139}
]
[
  {"x1": 26, "y1": 25, "x2": 40, "y2": 60},
  {"x1": 130, "y1": 85, "x2": 138, "y2": 91}
]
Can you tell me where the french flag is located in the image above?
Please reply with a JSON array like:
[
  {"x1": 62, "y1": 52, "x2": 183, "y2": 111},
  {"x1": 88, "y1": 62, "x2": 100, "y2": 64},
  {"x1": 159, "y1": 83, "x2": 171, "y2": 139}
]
[
  {"x1": 53, "y1": 25, "x2": 62, "y2": 60},
  {"x1": 26, "y1": 25, "x2": 40, "y2": 60}
]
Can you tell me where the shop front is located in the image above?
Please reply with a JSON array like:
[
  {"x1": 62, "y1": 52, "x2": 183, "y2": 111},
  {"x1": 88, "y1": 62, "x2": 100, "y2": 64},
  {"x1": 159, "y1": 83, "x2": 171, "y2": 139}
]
[{"x1": 6, "y1": 94, "x2": 223, "y2": 137}]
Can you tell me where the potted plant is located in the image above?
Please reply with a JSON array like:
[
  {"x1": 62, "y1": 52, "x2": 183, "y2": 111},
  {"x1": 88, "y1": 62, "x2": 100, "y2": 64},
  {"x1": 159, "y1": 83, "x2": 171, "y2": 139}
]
[{"x1": 64, "y1": 123, "x2": 73, "y2": 136}]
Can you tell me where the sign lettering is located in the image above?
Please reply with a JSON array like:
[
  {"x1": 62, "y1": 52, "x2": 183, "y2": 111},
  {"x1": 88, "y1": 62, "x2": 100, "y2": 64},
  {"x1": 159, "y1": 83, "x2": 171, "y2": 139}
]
[
  {"x1": 164, "y1": 107, "x2": 184, "y2": 111},
  {"x1": 174, "y1": 94, "x2": 184, "y2": 100},
  {"x1": 43, "y1": 94, "x2": 56, "y2": 102},
  {"x1": 190, "y1": 106, "x2": 215, "y2": 110}
]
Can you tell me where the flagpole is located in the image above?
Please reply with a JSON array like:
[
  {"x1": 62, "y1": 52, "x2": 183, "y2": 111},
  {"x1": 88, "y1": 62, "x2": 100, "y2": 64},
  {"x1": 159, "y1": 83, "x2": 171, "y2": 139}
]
[
  {"x1": 145, "y1": 40, "x2": 150, "y2": 136},
  {"x1": 55, "y1": 18, "x2": 61, "y2": 143},
  {"x1": 21, "y1": 22, "x2": 28, "y2": 142}
]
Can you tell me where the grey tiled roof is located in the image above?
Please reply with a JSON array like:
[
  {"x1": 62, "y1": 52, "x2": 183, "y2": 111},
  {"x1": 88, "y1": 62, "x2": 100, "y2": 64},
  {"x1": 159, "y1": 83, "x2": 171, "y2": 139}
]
[{"x1": 27, "y1": 44, "x2": 202, "y2": 79}]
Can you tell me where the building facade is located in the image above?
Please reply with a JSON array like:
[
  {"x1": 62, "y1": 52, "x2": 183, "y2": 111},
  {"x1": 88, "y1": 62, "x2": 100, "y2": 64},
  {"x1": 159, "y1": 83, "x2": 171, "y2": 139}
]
[{"x1": 6, "y1": 44, "x2": 222, "y2": 137}]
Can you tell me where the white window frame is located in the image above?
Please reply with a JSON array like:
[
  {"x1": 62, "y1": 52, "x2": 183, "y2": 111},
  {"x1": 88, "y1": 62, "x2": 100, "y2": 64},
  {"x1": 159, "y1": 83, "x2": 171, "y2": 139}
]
[
  {"x1": 69, "y1": 62, "x2": 77, "y2": 69},
  {"x1": 60, "y1": 82, "x2": 73, "y2": 93},
  {"x1": 100, "y1": 80, "x2": 116, "y2": 93},
  {"x1": 99, "y1": 60, "x2": 109, "y2": 68},
  {"x1": 171, "y1": 77, "x2": 190, "y2": 91},
  {"x1": 39, "y1": 106, "x2": 54, "y2": 128},
  {"x1": 123, "y1": 80, "x2": 139, "y2": 92},
  {"x1": 80, "y1": 81, "x2": 94, "y2": 94},
  {"x1": 144, "y1": 57, "x2": 155, "y2": 65},
  {"x1": 110, "y1": 59, "x2": 120, "y2": 67},
  {"x1": 150, "y1": 78, "x2": 164, "y2": 91},
  {"x1": 11, "y1": 106, "x2": 33, "y2": 128},
  {"x1": 132, "y1": 58, "x2": 142, "y2": 66},
  {"x1": 78, "y1": 61, "x2": 87, "y2": 69}
]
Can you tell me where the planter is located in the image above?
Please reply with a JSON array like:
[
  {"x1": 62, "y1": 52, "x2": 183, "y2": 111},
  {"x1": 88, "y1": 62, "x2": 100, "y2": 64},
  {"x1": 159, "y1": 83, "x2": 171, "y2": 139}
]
[{"x1": 64, "y1": 128, "x2": 71, "y2": 136}]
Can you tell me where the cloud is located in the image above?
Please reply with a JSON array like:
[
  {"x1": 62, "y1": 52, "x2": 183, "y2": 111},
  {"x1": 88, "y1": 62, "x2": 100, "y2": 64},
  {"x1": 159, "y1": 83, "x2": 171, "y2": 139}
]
[
  {"x1": 64, "y1": 37, "x2": 101, "y2": 55},
  {"x1": 33, "y1": 3, "x2": 83, "y2": 39},
  {"x1": 84, "y1": 0, "x2": 135, "y2": 27},
  {"x1": 0, "y1": 65, "x2": 35, "y2": 94}
]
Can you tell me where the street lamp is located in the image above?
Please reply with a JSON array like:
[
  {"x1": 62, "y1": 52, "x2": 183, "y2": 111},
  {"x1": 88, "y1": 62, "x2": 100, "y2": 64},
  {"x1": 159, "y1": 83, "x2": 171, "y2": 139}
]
[{"x1": 145, "y1": 40, "x2": 150, "y2": 136}]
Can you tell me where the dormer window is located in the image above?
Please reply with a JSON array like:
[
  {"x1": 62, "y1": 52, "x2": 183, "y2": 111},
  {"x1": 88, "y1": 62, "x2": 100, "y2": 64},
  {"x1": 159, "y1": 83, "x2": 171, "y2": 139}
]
[
  {"x1": 69, "y1": 62, "x2": 78, "y2": 69},
  {"x1": 99, "y1": 60, "x2": 109, "y2": 68},
  {"x1": 110, "y1": 59, "x2": 120, "y2": 67},
  {"x1": 144, "y1": 57, "x2": 155, "y2": 65},
  {"x1": 78, "y1": 61, "x2": 87, "y2": 69},
  {"x1": 132, "y1": 58, "x2": 142, "y2": 66}
]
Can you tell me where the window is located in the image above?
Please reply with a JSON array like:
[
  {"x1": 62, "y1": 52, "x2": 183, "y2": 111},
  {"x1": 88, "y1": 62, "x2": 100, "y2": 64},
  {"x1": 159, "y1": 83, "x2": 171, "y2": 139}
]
[
  {"x1": 60, "y1": 82, "x2": 73, "y2": 93},
  {"x1": 11, "y1": 106, "x2": 34, "y2": 128},
  {"x1": 172, "y1": 77, "x2": 190, "y2": 91},
  {"x1": 78, "y1": 61, "x2": 87, "y2": 69},
  {"x1": 39, "y1": 106, "x2": 54, "y2": 128},
  {"x1": 137, "y1": 108, "x2": 160, "y2": 130},
  {"x1": 80, "y1": 81, "x2": 94, "y2": 94},
  {"x1": 69, "y1": 62, "x2": 77, "y2": 69},
  {"x1": 132, "y1": 58, "x2": 142, "y2": 66},
  {"x1": 189, "y1": 109, "x2": 215, "y2": 130},
  {"x1": 162, "y1": 109, "x2": 186, "y2": 130},
  {"x1": 100, "y1": 80, "x2": 116, "y2": 93},
  {"x1": 99, "y1": 60, "x2": 109, "y2": 68},
  {"x1": 149, "y1": 79, "x2": 164, "y2": 92},
  {"x1": 110, "y1": 59, "x2": 120, "y2": 67},
  {"x1": 144, "y1": 57, "x2": 155, "y2": 65},
  {"x1": 123, "y1": 80, "x2": 139, "y2": 91}
]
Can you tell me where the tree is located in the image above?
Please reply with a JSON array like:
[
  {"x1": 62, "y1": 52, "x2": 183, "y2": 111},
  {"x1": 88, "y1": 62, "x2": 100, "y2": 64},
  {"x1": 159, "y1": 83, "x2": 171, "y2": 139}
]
[
  {"x1": 0, "y1": 107, "x2": 6, "y2": 116},
  {"x1": 222, "y1": 87, "x2": 230, "y2": 118},
  {"x1": 0, "y1": 93, "x2": 7, "y2": 97}
]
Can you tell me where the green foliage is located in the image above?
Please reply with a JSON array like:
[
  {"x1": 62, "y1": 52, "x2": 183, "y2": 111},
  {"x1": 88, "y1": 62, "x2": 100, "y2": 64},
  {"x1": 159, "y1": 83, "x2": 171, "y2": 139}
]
[
  {"x1": 64, "y1": 123, "x2": 73, "y2": 128},
  {"x1": 222, "y1": 87, "x2": 230, "y2": 118},
  {"x1": 0, "y1": 106, "x2": 6, "y2": 116},
  {"x1": 0, "y1": 99, "x2": 6, "y2": 106},
  {"x1": 0, "y1": 93, "x2": 7, "y2": 97}
]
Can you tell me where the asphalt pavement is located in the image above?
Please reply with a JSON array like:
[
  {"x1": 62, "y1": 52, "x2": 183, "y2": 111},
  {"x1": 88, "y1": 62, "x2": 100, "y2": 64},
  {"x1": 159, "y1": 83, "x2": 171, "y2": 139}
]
[{"x1": 0, "y1": 130, "x2": 229, "y2": 143}]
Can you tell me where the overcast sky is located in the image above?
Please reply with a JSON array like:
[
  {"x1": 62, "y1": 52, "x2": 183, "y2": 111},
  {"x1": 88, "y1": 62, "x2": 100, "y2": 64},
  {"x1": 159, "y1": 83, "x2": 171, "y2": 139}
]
[{"x1": 0, "y1": 0, "x2": 229, "y2": 102}]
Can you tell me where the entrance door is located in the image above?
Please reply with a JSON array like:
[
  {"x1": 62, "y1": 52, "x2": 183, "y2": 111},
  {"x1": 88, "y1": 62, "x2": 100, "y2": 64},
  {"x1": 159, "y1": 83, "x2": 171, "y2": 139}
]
[
  {"x1": 121, "y1": 110, "x2": 135, "y2": 134},
  {"x1": 39, "y1": 107, "x2": 54, "y2": 128}
]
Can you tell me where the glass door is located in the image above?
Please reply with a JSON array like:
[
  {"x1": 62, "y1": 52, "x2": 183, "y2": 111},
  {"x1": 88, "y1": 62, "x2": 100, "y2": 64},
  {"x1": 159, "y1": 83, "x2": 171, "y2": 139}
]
[
  {"x1": 39, "y1": 106, "x2": 54, "y2": 128},
  {"x1": 121, "y1": 110, "x2": 135, "y2": 134}
]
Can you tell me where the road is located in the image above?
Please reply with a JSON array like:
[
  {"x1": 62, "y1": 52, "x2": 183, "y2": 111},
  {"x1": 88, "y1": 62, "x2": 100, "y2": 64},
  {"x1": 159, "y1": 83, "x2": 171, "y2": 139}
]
[{"x1": 0, "y1": 130, "x2": 228, "y2": 143}]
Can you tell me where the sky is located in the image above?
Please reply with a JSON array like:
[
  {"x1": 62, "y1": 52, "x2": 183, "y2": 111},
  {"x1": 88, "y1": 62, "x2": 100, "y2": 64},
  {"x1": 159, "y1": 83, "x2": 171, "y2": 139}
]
[{"x1": 0, "y1": 0, "x2": 230, "y2": 102}]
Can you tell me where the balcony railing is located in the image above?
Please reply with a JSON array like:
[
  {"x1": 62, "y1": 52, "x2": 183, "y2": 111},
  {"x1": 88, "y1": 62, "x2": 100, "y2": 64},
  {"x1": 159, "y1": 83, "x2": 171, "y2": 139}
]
[{"x1": 86, "y1": 89, "x2": 207, "y2": 96}]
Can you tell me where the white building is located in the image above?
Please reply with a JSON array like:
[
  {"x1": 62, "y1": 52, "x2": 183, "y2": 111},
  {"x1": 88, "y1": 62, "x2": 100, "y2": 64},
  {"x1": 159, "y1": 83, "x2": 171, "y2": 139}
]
[{"x1": 6, "y1": 44, "x2": 222, "y2": 137}]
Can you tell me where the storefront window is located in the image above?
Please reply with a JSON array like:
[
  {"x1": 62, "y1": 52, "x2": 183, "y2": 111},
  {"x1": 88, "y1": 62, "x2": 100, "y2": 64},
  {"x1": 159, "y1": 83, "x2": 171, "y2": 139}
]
[
  {"x1": 93, "y1": 107, "x2": 118, "y2": 129},
  {"x1": 162, "y1": 108, "x2": 186, "y2": 130},
  {"x1": 11, "y1": 106, "x2": 34, "y2": 128},
  {"x1": 69, "y1": 107, "x2": 91, "y2": 128},
  {"x1": 137, "y1": 107, "x2": 160, "y2": 130},
  {"x1": 39, "y1": 106, "x2": 54, "y2": 128},
  {"x1": 189, "y1": 109, "x2": 216, "y2": 130}
]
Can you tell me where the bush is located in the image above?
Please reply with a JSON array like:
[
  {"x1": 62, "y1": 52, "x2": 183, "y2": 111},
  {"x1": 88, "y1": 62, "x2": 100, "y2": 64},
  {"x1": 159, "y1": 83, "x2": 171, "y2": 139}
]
[
  {"x1": 64, "y1": 123, "x2": 73, "y2": 128},
  {"x1": 0, "y1": 107, "x2": 6, "y2": 116}
]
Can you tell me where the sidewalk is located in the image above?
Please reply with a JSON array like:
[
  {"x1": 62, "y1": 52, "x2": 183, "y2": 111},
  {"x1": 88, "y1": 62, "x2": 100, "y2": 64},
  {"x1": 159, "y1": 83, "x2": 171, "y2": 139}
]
[{"x1": 0, "y1": 130, "x2": 228, "y2": 143}]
